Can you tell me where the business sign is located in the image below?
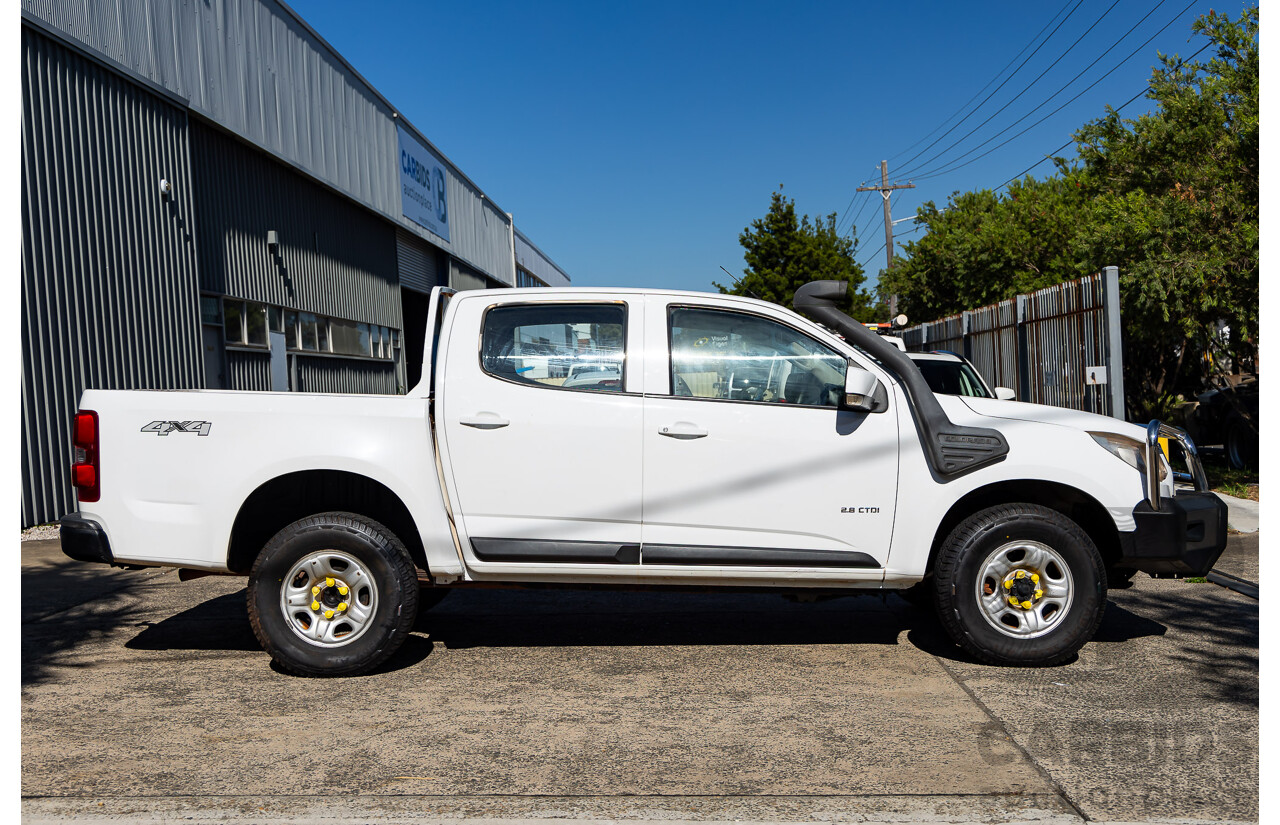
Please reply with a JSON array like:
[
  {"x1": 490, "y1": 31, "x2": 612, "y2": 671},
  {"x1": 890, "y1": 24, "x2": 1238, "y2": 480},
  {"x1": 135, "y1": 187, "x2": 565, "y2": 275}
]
[{"x1": 397, "y1": 124, "x2": 450, "y2": 242}]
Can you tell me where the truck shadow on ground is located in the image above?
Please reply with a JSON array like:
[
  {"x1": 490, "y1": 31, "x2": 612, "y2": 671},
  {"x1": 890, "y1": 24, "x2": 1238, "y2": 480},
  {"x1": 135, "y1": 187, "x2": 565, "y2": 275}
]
[
  {"x1": 124, "y1": 589, "x2": 437, "y2": 677},
  {"x1": 119, "y1": 586, "x2": 1185, "y2": 678},
  {"x1": 22, "y1": 544, "x2": 157, "y2": 688},
  {"x1": 82, "y1": 577, "x2": 1252, "y2": 703}
]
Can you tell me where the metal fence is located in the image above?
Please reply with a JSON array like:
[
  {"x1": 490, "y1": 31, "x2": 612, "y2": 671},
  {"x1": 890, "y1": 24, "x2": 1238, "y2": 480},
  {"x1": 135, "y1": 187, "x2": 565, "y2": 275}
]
[{"x1": 901, "y1": 267, "x2": 1125, "y2": 419}]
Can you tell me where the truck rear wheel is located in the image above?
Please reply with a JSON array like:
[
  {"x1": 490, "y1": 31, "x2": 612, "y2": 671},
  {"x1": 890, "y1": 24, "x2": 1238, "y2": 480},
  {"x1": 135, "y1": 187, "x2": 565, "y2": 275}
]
[
  {"x1": 933, "y1": 503, "x2": 1105, "y2": 666},
  {"x1": 248, "y1": 512, "x2": 419, "y2": 676}
]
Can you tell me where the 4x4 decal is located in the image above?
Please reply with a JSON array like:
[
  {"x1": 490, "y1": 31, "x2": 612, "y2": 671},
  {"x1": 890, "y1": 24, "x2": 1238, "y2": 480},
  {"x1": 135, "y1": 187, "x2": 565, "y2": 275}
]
[{"x1": 141, "y1": 420, "x2": 212, "y2": 437}]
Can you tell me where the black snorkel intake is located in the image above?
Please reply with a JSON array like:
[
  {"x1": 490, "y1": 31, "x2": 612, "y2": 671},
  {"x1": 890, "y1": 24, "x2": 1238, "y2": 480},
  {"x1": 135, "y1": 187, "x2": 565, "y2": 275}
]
[{"x1": 793, "y1": 280, "x2": 1008, "y2": 479}]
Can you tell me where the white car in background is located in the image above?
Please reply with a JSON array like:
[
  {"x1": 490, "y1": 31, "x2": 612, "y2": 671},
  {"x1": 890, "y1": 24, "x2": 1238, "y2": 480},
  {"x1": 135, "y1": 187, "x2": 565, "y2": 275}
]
[
  {"x1": 907, "y1": 350, "x2": 1016, "y2": 401},
  {"x1": 562, "y1": 363, "x2": 623, "y2": 390}
]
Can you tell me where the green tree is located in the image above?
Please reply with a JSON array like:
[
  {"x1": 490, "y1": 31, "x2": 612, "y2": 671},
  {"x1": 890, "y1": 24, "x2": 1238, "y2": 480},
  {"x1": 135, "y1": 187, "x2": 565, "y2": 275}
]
[
  {"x1": 1071, "y1": 6, "x2": 1258, "y2": 413},
  {"x1": 879, "y1": 176, "x2": 1090, "y2": 321},
  {"x1": 717, "y1": 189, "x2": 882, "y2": 321},
  {"x1": 877, "y1": 6, "x2": 1257, "y2": 419}
]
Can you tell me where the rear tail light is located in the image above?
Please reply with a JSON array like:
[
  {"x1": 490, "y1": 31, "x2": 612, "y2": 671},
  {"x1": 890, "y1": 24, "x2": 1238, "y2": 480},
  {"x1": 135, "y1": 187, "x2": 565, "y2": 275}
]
[{"x1": 71, "y1": 410, "x2": 100, "y2": 502}]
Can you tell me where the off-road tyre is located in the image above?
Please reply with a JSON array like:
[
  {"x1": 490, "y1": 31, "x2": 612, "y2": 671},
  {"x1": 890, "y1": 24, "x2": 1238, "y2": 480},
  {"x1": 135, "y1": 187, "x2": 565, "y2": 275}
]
[
  {"x1": 933, "y1": 503, "x2": 1106, "y2": 666},
  {"x1": 1225, "y1": 412, "x2": 1258, "y2": 471},
  {"x1": 248, "y1": 512, "x2": 419, "y2": 677}
]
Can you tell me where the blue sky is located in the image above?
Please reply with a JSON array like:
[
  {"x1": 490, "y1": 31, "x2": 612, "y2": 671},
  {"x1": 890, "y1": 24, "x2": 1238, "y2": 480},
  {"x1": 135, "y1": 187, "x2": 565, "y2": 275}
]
[{"x1": 290, "y1": 0, "x2": 1227, "y2": 297}]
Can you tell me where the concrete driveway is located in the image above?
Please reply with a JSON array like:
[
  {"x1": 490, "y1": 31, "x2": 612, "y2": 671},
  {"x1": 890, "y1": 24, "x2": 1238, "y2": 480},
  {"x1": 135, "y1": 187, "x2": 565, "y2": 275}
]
[{"x1": 22, "y1": 536, "x2": 1257, "y2": 824}]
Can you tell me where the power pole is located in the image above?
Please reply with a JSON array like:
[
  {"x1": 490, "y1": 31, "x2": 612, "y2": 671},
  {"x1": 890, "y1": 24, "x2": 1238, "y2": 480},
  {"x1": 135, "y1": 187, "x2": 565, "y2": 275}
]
[{"x1": 856, "y1": 160, "x2": 915, "y2": 317}]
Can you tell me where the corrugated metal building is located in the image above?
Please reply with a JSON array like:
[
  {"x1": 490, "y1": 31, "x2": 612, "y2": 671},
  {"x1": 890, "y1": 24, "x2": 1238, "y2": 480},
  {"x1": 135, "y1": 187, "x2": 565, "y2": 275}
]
[{"x1": 20, "y1": 0, "x2": 572, "y2": 527}]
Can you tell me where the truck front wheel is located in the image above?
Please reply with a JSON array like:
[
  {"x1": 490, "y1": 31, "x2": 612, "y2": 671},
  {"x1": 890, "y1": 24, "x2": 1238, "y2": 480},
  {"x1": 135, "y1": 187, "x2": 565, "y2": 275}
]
[
  {"x1": 248, "y1": 512, "x2": 419, "y2": 676},
  {"x1": 933, "y1": 503, "x2": 1105, "y2": 666}
]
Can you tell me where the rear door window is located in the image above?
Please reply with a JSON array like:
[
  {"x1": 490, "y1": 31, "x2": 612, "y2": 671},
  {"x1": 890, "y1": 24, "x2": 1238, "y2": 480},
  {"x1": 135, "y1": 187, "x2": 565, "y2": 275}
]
[{"x1": 481, "y1": 303, "x2": 627, "y2": 392}]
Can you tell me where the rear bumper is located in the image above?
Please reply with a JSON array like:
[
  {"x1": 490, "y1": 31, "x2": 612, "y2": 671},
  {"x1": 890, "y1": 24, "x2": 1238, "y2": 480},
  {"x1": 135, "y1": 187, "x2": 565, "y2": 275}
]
[
  {"x1": 59, "y1": 515, "x2": 114, "y2": 565},
  {"x1": 1115, "y1": 491, "x2": 1228, "y2": 577}
]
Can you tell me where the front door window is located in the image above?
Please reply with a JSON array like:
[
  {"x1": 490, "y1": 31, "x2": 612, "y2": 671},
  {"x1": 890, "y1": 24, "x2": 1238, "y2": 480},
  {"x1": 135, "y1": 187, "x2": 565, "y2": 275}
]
[{"x1": 669, "y1": 307, "x2": 847, "y2": 406}]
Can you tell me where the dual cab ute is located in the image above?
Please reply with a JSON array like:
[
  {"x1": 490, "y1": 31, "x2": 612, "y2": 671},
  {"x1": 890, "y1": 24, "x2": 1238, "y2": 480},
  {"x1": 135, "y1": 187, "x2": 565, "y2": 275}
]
[{"x1": 60, "y1": 281, "x2": 1227, "y2": 675}]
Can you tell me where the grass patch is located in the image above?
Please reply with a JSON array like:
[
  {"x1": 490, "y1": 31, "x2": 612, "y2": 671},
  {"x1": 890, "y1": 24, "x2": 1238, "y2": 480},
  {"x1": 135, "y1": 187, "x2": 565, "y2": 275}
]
[
  {"x1": 1184, "y1": 576, "x2": 1208, "y2": 583},
  {"x1": 1199, "y1": 455, "x2": 1259, "y2": 500}
]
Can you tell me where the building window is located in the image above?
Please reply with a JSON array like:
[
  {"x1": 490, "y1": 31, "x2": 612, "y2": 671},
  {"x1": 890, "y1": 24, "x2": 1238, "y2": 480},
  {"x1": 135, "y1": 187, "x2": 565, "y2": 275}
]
[
  {"x1": 200, "y1": 296, "x2": 221, "y2": 325},
  {"x1": 284, "y1": 310, "x2": 299, "y2": 349},
  {"x1": 217, "y1": 295, "x2": 393, "y2": 360},
  {"x1": 516, "y1": 268, "x2": 547, "y2": 289},
  {"x1": 300, "y1": 313, "x2": 320, "y2": 351},
  {"x1": 223, "y1": 301, "x2": 243, "y2": 343},
  {"x1": 222, "y1": 299, "x2": 269, "y2": 347},
  {"x1": 327, "y1": 318, "x2": 387, "y2": 358},
  {"x1": 245, "y1": 303, "x2": 268, "y2": 346}
]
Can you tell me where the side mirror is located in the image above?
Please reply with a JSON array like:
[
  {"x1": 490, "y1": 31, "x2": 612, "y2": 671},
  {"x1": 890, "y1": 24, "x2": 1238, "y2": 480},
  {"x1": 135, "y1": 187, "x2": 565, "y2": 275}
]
[
  {"x1": 994, "y1": 387, "x2": 1016, "y2": 401},
  {"x1": 842, "y1": 369, "x2": 881, "y2": 412}
]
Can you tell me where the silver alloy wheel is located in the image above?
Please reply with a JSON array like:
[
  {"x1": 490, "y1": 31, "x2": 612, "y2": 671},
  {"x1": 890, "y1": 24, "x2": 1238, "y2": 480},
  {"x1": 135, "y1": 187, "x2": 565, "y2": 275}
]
[
  {"x1": 279, "y1": 550, "x2": 379, "y2": 647},
  {"x1": 975, "y1": 539, "x2": 1074, "y2": 639}
]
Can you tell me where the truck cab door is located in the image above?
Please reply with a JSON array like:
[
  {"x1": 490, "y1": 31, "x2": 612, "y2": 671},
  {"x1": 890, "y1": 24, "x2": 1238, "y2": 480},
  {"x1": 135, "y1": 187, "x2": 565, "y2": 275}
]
[
  {"x1": 639, "y1": 296, "x2": 899, "y2": 573},
  {"x1": 438, "y1": 294, "x2": 645, "y2": 572}
]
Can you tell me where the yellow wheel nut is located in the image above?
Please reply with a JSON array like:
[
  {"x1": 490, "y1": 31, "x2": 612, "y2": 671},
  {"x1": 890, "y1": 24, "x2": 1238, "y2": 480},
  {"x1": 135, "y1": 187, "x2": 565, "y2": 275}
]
[
  {"x1": 311, "y1": 586, "x2": 321, "y2": 596},
  {"x1": 310, "y1": 600, "x2": 320, "y2": 611},
  {"x1": 1008, "y1": 596, "x2": 1021, "y2": 608},
  {"x1": 1003, "y1": 579, "x2": 1013, "y2": 590},
  {"x1": 324, "y1": 609, "x2": 335, "y2": 620},
  {"x1": 338, "y1": 586, "x2": 349, "y2": 596},
  {"x1": 325, "y1": 577, "x2": 335, "y2": 587},
  {"x1": 337, "y1": 602, "x2": 348, "y2": 612},
  {"x1": 1020, "y1": 600, "x2": 1033, "y2": 610},
  {"x1": 1030, "y1": 573, "x2": 1040, "y2": 583},
  {"x1": 1015, "y1": 570, "x2": 1026, "y2": 579},
  {"x1": 1034, "y1": 589, "x2": 1044, "y2": 600}
]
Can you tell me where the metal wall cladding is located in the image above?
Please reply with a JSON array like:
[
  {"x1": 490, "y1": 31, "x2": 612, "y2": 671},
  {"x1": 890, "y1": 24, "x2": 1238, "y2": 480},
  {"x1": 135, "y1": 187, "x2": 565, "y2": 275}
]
[
  {"x1": 901, "y1": 273, "x2": 1112, "y2": 416},
  {"x1": 22, "y1": 26, "x2": 204, "y2": 527},
  {"x1": 395, "y1": 228, "x2": 439, "y2": 294},
  {"x1": 295, "y1": 356, "x2": 398, "y2": 394},
  {"x1": 23, "y1": 0, "x2": 523, "y2": 286},
  {"x1": 190, "y1": 120, "x2": 402, "y2": 329},
  {"x1": 515, "y1": 228, "x2": 571, "y2": 287},
  {"x1": 449, "y1": 258, "x2": 489, "y2": 292},
  {"x1": 443, "y1": 182, "x2": 516, "y2": 285},
  {"x1": 226, "y1": 349, "x2": 271, "y2": 391}
]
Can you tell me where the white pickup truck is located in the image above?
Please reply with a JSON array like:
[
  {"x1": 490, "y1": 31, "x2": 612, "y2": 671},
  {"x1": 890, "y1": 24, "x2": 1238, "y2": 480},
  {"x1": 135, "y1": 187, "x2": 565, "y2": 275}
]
[{"x1": 60, "y1": 281, "x2": 1226, "y2": 675}]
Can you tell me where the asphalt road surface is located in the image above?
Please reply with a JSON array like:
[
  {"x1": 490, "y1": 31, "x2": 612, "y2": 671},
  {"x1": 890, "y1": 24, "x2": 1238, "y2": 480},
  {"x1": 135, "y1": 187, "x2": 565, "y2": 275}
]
[{"x1": 22, "y1": 535, "x2": 1258, "y2": 824}]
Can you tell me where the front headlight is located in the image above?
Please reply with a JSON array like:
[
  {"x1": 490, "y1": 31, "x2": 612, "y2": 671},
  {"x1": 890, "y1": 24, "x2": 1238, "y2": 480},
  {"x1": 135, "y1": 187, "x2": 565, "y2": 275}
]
[{"x1": 1088, "y1": 432, "x2": 1168, "y2": 481}]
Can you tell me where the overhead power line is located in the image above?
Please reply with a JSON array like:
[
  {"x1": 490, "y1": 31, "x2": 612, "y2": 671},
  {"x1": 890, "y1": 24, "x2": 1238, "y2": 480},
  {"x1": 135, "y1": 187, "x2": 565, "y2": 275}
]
[
  {"x1": 885, "y1": 0, "x2": 1078, "y2": 165},
  {"x1": 843, "y1": 186, "x2": 879, "y2": 238},
  {"x1": 909, "y1": 0, "x2": 1195, "y2": 182},
  {"x1": 835, "y1": 193, "x2": 859, "y2": 235},
  {"x1": 896, "y1": 0, "x2": 1125, "y2": 179},
  {"x1": 892, "y1": 0, "x2": 1087, "y2": 174},
  {"x1": 994, "y1": 39, "x2": 1214, "y2": 191},
  {"x1": 834, "y1": 186, "x2": 866, "y2": 236}
]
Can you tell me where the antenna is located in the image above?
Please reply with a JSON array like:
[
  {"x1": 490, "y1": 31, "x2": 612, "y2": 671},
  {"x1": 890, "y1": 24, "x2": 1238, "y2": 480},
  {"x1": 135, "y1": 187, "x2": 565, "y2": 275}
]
[{"x1": 719, "y1": 266, "x2": 762, "y2": 301}]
